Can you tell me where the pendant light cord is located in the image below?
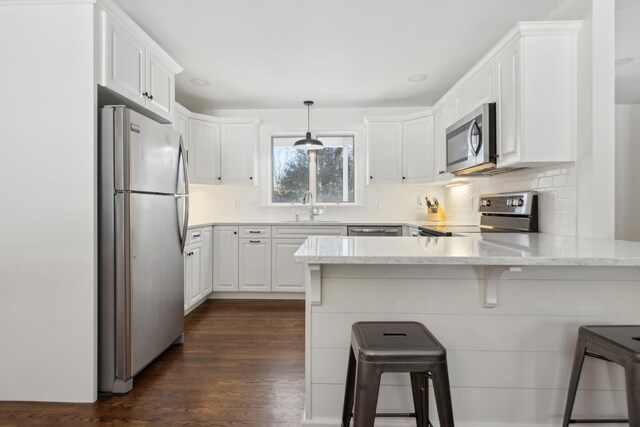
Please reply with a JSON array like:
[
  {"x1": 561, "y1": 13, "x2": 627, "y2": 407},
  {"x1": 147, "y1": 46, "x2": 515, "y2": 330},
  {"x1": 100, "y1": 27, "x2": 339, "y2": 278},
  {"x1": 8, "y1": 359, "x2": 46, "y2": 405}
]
[{"x1": 307, "y1": 104, "x2": 310, "y2": 132}]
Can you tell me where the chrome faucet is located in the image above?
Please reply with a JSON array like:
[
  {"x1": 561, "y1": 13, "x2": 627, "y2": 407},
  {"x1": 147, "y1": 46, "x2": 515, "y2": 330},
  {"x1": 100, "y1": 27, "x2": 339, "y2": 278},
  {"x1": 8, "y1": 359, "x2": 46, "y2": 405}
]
[{"x1": 301, "y1": 191, "x2": 313, "y2": 205}]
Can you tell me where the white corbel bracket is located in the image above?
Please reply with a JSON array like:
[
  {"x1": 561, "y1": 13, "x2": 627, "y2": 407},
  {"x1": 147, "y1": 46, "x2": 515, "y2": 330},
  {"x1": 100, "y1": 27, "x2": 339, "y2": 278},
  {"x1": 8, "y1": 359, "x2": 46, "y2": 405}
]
[
  {"x1": 476, "y1": 266, "x2": 522, "y2": 308},
  {"x1": 307, "y1": 264, "x2": 322, "y2": 306}
]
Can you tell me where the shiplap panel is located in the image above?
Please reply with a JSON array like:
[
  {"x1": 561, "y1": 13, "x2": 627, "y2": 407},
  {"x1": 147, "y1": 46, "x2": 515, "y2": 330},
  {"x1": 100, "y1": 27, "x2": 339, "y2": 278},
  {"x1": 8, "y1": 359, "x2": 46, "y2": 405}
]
[
  {"x1": 315, "y1": 277, "x2": 640, "y2": 316},
  {"x1": 311, "y1": 312, "x2": 640, "y2": 352}
]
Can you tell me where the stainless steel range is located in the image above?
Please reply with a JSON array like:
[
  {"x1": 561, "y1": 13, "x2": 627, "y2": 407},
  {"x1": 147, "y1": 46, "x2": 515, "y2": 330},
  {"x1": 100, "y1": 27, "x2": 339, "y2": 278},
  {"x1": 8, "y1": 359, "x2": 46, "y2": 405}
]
[{"x1": 418, "y1": 191, "x2": 538, "y2": 237}]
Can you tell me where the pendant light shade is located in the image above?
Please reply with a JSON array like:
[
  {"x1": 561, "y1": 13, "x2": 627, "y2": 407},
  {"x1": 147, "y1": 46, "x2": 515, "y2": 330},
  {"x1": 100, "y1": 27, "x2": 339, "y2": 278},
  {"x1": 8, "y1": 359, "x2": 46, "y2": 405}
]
[{"x1": 294, "y1": 101, "x2": 324, "y2": 150}]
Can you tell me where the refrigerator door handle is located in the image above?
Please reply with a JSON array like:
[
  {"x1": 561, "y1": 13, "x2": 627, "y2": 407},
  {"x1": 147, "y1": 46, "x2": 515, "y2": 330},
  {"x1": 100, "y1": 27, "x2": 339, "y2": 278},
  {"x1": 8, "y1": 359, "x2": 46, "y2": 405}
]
[{"x1": 177, "y1": 137, "x2": 190, "y2": 253}]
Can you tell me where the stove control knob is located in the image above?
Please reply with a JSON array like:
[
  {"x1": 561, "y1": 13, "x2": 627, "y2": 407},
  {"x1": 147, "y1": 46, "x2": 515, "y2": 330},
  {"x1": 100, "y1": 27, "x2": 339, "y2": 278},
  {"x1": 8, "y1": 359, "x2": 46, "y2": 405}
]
[
  {"x1": 481, "y1": 200, "x2": 491, "y2": 207},
  {"x1": 515, "y1": 198, "x2": 524, "y2": 207},
  {"x1": 506, "y1": 198, "x2": 513, "y2": 207}
]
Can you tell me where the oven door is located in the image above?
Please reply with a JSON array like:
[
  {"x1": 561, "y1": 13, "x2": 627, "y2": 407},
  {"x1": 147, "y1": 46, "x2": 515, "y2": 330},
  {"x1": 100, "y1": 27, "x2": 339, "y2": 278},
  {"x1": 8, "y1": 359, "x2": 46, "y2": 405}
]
[{"x1": 445, "y1": 103, "x2": 495, "y2": 174}]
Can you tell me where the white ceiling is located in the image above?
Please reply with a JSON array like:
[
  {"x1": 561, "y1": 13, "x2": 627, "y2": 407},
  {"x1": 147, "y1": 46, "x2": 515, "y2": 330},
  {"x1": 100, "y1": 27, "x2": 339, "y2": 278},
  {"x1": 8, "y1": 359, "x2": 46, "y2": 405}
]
[
  {"x1": 616, "y1": 0, "x2": 640, "y2": 104},
  {"x1": 113, "y1": 0, "x2": 568, "y2": 111}
]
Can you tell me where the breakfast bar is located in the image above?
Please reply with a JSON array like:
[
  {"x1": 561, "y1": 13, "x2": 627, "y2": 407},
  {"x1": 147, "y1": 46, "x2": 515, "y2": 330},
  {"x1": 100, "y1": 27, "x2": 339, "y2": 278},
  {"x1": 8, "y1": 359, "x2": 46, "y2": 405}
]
[{"x1": 295, "y1": 234, "x2": 640, "y2": 426}]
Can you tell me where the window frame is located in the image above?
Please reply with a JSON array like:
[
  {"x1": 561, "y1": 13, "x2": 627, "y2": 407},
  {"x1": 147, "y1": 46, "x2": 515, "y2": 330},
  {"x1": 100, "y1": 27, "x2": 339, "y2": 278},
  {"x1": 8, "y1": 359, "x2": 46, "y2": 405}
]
[{"x1": 263, "y1": 126, "x2": 364, "y2": 207}]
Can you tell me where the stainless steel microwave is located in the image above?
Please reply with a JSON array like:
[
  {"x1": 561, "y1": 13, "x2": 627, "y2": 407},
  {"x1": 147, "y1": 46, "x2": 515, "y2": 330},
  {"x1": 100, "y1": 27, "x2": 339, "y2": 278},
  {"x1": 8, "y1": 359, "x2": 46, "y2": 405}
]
[{"x1": 446, "y1": 103, "x2": 497, "y2": 175}]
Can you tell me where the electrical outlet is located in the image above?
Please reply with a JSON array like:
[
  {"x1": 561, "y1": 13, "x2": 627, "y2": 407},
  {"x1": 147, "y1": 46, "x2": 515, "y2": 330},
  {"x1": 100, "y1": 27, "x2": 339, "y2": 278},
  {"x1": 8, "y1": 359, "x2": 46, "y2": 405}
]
[
  {"x1": 417, "y1": 196, "x2": 425, "y2": 210},
  {"x1": 233, "y1": 200, "x2": 240, "y2": 209}
]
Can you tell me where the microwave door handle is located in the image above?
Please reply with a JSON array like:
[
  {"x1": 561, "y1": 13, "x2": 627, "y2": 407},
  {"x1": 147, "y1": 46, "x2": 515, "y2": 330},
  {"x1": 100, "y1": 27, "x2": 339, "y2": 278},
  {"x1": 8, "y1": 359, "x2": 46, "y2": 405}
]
[{"x1": 467, "y1": 119, "x2": 481, "y2": 156}]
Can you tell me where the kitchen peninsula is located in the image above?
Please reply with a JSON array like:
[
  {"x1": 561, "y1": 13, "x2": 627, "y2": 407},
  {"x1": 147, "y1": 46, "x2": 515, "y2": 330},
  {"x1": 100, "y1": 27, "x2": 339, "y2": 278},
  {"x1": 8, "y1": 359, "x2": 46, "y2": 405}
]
[{"x1": 295, "y1": 234, "x2": 640, "y2": 426}]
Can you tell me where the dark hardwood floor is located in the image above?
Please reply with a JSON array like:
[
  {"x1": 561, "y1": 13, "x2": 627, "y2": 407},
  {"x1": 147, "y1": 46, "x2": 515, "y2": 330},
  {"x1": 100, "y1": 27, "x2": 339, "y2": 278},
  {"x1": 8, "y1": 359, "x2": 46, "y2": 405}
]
[{"x1": 0, "y1": 300, "x2": 306, "y2": 426}]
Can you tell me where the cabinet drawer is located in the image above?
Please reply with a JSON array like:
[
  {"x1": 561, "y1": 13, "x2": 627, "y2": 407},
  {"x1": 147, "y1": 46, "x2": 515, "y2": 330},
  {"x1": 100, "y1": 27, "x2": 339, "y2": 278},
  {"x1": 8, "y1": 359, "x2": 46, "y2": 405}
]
[
  {"x1": 239, "y1": 225, "x2": 271, "y2": 238},
  {"x1": 187, "y1": 227, "x2": 205, "y2": 244},
  {"x1": 272, "y1": 225, "x2": 348, "y2": 238}
]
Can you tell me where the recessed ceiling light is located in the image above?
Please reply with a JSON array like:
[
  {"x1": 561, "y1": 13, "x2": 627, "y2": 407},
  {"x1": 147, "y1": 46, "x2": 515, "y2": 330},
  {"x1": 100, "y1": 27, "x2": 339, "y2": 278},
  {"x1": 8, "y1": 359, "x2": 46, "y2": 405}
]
[
  {"x1": 615, "y1": 57, "x2": 634, "y2": 68},
  {"x1": 408, "y1": 74, "x2": 428, "y2": 83},
  {"x1": 190, "y1": 78, "x2": 210, "y2": 86}
]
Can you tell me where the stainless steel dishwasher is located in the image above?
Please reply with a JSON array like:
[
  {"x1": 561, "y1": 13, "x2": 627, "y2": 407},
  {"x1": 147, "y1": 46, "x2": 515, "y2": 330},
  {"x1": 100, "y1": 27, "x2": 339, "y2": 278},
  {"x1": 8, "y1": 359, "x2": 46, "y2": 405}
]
[{"x1": 347, "y1": 226, "x2": 403, "y2": 236}]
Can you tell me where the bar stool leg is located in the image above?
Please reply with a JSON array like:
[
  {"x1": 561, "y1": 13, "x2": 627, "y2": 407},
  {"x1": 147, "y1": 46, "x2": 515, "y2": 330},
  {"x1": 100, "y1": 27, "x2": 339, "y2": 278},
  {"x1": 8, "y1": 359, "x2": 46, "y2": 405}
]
[
  {"x1": 431, "y1": 361, "x2": 455, "y2": 427},
  {"x1": 341, "y1": 347, "x2": 357, "y2": 427},
  {"x1": 562, "y1": 336, "x2": 587, "y2": 427},
  {"x1": 625, "y1": 364, "x2": 640, "y2": 426},
  {"x1": 353, "y1": 361, "x2": 382, "y2": 427},
  {"x1": 410, "y1": 372, "x2": 430, "y2": 427}
]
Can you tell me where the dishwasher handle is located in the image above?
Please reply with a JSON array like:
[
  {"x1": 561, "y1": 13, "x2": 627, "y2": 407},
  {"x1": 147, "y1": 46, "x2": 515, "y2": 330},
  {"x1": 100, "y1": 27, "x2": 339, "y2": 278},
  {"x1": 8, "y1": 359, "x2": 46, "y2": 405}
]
[{"x1": 349, "y1": 228, "x2": 386, "y2": 233}]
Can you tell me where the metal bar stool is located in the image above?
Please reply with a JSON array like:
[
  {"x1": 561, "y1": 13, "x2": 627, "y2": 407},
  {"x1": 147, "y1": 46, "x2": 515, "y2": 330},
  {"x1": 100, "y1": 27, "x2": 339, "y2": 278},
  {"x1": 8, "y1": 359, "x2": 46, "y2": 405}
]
[
  {"x1": 563, "y1": 325, "x2": 640, "y2": 426},
  {"x1": 341, "y1": 321, "x2": 455, "y2": 427}
]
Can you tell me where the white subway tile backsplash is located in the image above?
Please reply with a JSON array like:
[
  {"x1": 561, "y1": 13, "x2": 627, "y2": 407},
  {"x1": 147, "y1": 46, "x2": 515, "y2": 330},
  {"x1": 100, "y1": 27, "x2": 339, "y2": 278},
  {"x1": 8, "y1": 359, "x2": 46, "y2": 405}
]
[{"x1": 443, "y1": 163, "x2": 577, "y2": 236}]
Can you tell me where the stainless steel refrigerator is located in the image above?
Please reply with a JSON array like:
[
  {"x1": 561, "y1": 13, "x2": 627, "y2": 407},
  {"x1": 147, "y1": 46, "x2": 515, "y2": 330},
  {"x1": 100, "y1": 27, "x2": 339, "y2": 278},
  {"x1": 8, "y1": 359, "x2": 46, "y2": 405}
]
[{"x1": 98, "y1": 106, "x2": 189, "y2": 393}]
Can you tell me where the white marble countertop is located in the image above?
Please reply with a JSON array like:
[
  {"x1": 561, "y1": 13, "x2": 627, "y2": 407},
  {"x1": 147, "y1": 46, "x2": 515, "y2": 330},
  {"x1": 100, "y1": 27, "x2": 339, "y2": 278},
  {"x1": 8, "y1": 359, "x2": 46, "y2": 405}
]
[
  {"x1": 188, "y1": 220, "x2": 437, "y2": 229},
  {"x1": 293, "y1": 234, "x2": 640, "y2": 266}
]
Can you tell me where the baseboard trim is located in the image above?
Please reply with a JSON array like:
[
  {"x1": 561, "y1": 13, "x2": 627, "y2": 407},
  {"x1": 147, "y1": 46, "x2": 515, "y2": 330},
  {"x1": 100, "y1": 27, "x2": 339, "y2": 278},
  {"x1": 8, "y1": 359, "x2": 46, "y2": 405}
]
[{"x1": 208, "y1": 292, "x2": 304, "y2": 300}]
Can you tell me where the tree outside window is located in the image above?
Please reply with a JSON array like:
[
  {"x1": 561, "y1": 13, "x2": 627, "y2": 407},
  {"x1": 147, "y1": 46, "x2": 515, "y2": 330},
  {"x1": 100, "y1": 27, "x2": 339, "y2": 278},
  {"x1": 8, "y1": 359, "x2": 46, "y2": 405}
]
[{"x1": 272, "y1": 135, "x2": 354, "y2": 204}]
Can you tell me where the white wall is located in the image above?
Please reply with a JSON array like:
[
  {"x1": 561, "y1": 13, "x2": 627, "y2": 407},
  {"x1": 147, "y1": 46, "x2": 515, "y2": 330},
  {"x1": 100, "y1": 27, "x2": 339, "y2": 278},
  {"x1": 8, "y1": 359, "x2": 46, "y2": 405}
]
[
  {"x1": 189, "y1": 107, "x2": 444, "y2": 224},
  {"x1": 615, "y1": 104, "x2": 640, "y2": 241},
  {"x1": 0, "y1": 4, "x2": 97, "y2": 402}
]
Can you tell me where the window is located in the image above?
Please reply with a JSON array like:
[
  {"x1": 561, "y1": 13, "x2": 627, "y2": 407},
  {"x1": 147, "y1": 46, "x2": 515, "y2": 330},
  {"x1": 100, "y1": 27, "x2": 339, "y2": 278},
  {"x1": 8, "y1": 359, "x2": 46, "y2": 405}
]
[{"x1": 272, "y1": 135, "x2": 355, "y2": 204}]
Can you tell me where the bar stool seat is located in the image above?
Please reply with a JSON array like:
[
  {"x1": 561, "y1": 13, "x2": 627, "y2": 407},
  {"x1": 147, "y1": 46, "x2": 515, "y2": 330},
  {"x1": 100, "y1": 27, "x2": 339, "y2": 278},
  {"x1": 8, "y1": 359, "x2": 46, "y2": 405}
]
[
  {"x1": 563, "y1": 325, "x2": 640, "y2": 426},
  {"x1": 341, "y1": 321, "x2": 454, "y2": 427}
]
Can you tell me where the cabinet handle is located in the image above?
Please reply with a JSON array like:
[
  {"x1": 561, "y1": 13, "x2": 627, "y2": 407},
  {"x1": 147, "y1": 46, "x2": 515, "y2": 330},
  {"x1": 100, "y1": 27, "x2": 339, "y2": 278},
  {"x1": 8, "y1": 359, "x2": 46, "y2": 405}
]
[
  {"x1": 249, "y1": 176, "x2": 253, "y2": 180},
  {"x1": 148, "y1": 94, "x2": 153, "y2": 100},
  {"x1": 249, "y1": 230, "x2": 261, "y2": 234},
  {"x1": 217, "y1": 177, "x2": 221, "y2": 181},
  {"x1": 233, "y1": 231, "x2": 237, "y2": 235},
  {"x1": 439, "y1": 171, "x2": 445, "y2": 175},
  {"x1": 143, "y1": 91, "x2": 149, "y2": 97},
  {"x1": 249, "y1": 240, "x2": 261, "y2": 243},
  {"x1": 369, "y1": 176, "x2": 373, "y2": 180},
  {"x1": 192, "y1": 232, "x2": 201, "y2": 238},
  {"x1": 402, "y1": 176, "x2": 406, "y2": 180},
  {"x1": 187, "y1": 251, "x2": 193, "y2": 256}
]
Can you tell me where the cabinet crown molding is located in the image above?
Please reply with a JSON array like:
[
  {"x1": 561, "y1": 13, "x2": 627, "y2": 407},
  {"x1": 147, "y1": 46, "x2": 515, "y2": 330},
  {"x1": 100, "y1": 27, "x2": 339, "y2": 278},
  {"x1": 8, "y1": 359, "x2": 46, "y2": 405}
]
[{"x1": 97, "y1": 0, "x2": 183, "y2": 74}]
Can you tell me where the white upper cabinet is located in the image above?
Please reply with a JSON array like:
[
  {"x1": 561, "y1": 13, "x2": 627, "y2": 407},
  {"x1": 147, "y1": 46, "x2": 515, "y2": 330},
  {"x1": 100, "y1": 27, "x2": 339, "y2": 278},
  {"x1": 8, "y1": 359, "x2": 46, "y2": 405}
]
[
  {"x1": 221, "y1": 124, "x2": 257, "y2": 185},
  {"x1": 103, "y1": 15, "x2": 146, "y2": 105},
  {"x1": 433, "y1": 108, "x2": 454, "y2": 181},
  {"x1": 188, "y1": 119, "x2": 221, "y2": 185},
  {"x1": 145, "y1": 49, "x2": 174, "y2": 119},
  {"x1": 98, "y1": 5, "x2": 182, "y2": 123},
  {"x1": 175, "y1": 104, "x2": 189, "y2": 150},
  {"x1": 495, "y1": 40, "x2": 520, "y2": 167},
  {"x1": 454, "y1": 62, "x2": 494, "y2": 120},
  {"x1": 366, "y1": 121, "x2": 403, "y2": 184},
  {"x1": 402, "y1": 116, "x2": 434, "y2": 184}
]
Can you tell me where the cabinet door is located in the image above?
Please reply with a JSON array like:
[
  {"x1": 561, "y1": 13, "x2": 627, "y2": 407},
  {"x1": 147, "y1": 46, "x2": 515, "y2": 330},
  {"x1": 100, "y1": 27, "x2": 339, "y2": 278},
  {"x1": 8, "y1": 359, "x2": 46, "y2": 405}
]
[
  {"x1": 213, "y1": 226, "x2": 239, "y2": 291},
  {"x1": 175, "y1": 110, "x2": 189, "y2": 150},
  {"x1": 402, "y1": 116, "x2": 434, "y2": 184},
  {"x1": 201, "y1": 227, "x2": 213, "y2": 296},
  {"x1": 145, "y1": 49, "x2": 174, "y2": 121},
  {"x1": 188, "y1": 119, "x2": 221, "y2": 185},
  {"x1": 220, "y1": 124, "x2": 256, "y2": 185},
  {"x1": 185, "y1": 243, "x2": 202, "y2": 307},
  {"x1": 495, "y1": 42, "x2": 521, "y2": 167},
  {"x1": 104, "y1": 16, "x2": 146, "y2": 106},
  {"x1": 367, "y1": 121, "x2": 403, "y2": 184},
  {"x1": 433, "y1": 108, "x2": 454, "y2": 181},
  {"x1": 239, "y1": 239, "x2": 271, "y2": 292},
  {"x1": 272, "y1": 239, "x2": 306, "y2": 292},
  {"x1": 455, "y1": 63, "x2": 494, "y2": 120}
]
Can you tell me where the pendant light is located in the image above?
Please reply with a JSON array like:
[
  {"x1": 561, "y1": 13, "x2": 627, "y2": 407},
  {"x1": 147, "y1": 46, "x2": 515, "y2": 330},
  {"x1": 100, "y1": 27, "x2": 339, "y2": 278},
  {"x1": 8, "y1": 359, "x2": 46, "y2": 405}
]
[{"x1": 294, "y1": 100, "x2": 324, "y2": 150}]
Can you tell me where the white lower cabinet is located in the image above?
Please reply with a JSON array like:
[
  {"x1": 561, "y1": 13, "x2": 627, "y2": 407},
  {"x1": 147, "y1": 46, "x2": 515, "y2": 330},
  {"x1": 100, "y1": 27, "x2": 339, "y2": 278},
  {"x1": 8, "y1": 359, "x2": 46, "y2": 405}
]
[
  {"x1": 184, "y1": 226, "x2": 212, "y2": 313},
  {"x1": 239, "y1": 239, "x2": 271, "y2": 292},
  {"x1": 271, "y1": 239, "x2": 306, "y2": 292},
  {"x1": 213, "y1": 226, "x2": 239, "y2": 291}
]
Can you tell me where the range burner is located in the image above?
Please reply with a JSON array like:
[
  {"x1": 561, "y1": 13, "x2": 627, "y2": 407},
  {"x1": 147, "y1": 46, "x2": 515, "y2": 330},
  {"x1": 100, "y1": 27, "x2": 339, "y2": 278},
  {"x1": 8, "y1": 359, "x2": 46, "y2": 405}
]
[{"x1": 418, "y1": 191, "x2": 538, "y2": 237}]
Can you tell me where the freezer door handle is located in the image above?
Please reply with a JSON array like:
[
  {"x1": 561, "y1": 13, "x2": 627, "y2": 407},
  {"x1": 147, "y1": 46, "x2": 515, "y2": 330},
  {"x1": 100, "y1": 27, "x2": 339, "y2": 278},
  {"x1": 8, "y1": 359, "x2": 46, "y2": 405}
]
[{"x1": 177, "y1": 137, "x2": 190, "y2": 254}]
